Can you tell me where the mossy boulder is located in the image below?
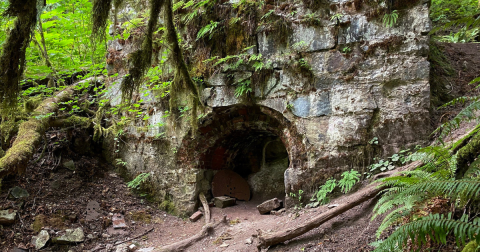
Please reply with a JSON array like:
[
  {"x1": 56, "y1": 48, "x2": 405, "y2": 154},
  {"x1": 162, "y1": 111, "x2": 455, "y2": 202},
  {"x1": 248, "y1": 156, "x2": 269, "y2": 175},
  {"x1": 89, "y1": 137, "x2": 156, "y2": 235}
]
[{"x1": 462, "y1": 241, "x2": 479, "y2": 252}]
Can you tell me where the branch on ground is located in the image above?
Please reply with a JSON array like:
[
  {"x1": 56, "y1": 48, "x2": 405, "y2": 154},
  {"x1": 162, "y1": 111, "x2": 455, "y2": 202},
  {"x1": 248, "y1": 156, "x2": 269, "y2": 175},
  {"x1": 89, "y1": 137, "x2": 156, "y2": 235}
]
[{"x1": 255, "y1": 161, "x2": 424, "y2": 250}]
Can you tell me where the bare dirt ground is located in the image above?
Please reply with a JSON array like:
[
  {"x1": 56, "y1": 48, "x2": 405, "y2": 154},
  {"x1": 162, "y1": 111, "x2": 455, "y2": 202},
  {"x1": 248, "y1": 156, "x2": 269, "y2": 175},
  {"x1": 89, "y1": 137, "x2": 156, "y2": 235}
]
[
  {"x1": 0, "y1": 127, "x2": 384, "y2": 252},
  {"x1": 1, "y1": 149, "x2": 384, "y2": 252}
]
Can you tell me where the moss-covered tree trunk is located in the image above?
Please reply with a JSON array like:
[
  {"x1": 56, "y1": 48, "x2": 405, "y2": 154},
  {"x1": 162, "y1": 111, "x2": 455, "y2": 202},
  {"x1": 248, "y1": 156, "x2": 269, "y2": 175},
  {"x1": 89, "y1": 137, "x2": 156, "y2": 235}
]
[
  {"x1": 0, "y1": 0, "x2": 42, "y2": 112},
  {"x1": 0, "y1": 86, "x2": 77, "y2": 178}
]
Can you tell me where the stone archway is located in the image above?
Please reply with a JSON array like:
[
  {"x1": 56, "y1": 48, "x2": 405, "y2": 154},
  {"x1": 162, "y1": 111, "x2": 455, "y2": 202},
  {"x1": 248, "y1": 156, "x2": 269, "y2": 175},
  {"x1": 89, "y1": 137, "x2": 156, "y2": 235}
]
[{"x1": 176, "y1": 105, "x2": 307, "y2": 204}]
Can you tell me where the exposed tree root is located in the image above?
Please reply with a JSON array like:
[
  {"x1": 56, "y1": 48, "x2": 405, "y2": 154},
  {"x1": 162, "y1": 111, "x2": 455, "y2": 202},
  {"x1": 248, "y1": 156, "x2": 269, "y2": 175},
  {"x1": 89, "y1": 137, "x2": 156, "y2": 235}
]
[
  {"x1": 0, "y1": 84, "x2": 81, "y2": 178},
  {"x1": 49, "y1": 115, "x2": 93, "y2": 128},
  {"x1": 158, "y1": 193, "x2": 225, "y2": 252},
  {"x1": 255, "y1": 161, "x2": 424, "y2": 250},
  {"x1": 199, "y1": 192, "x2": 211, "y2": 224}
]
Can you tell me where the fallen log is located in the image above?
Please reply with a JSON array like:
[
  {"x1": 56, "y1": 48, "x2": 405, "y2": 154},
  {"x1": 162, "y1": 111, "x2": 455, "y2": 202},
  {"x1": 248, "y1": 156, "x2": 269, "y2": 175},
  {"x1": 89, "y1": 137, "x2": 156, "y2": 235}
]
[
  {"x1": 256, "y1": 161, "x2": 424, "y2": 250},
  {"x1": 158, "y1": 193, "x2": 226, "y2": 252},
  {"x1": 0, "y1": 77, "x2": 101, "y2": 178}
]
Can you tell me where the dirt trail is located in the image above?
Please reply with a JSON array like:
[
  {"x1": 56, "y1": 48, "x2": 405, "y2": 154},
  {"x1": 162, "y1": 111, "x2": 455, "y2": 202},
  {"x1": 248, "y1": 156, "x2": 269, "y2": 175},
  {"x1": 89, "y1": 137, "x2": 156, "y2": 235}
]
[{"x1": 0, "y1": 127, "x2": 383, "y2": 252}]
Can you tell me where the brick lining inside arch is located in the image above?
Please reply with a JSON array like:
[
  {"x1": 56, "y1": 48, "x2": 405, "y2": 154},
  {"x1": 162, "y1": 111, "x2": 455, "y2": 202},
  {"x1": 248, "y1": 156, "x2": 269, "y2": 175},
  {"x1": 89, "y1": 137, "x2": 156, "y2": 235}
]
[{"x1": 177, "y1": 105, "x2": 307, "y2": 172}]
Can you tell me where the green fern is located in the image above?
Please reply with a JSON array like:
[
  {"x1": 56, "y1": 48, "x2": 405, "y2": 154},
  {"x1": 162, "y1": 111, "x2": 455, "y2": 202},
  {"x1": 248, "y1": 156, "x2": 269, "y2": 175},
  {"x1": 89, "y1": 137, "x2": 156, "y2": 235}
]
[
  {"x1": 338, "y1": 170, "x2": 360, "y2": 193},
  {"x1": 382, "y1": 10, "x2": 399, "y2": 28},
  {"x1": 374, "y1": 213, "x2": 480, "y2": 252},
  {"x1": 234, "y1": 79, "x2": 252, "y2": 98},
  {"x1": 196, "y1": 21, "x2": 220, "y2": 41},
  {"x1": 127, "y1": 172, "x2": 150, "y2": 190},
  {"x1": 311, "y1": 178, "x2": 336, "y2": 205}
]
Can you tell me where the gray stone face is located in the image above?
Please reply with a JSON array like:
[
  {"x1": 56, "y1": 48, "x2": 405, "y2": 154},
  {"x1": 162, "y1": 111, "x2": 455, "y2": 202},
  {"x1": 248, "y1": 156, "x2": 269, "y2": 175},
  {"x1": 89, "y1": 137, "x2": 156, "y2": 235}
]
[
  {"x1": 291, "y1": 92, "x2": 331, "y2": 118},
  {"x1": 0, "y1": 209, "x2": 16, "y2": 225},
  {"x1": 257, "y1": 198, "x2": 282, "y2": 214},
  {"x1": 34, "y1": 230, "x2": 50, "y2": 250},
  {"x1": 10, "y1": 186, "x2": 29, "y2": 199},
  {"x1": 53, "y1": 227, "x2": 85, "y2": 244},
  {"x1": 103, "y1": 0, "x2": 432, "y2": 215},
  {"x1": 291, "y1": 24, "x2": 336, "y2": 52}
]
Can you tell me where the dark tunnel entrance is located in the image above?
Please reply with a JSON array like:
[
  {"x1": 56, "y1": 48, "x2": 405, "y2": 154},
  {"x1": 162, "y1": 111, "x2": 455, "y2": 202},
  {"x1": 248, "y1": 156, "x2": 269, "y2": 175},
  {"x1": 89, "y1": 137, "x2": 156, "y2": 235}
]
[{"x1": 203, "y1": 129, "x2": 289, "y2": 202}]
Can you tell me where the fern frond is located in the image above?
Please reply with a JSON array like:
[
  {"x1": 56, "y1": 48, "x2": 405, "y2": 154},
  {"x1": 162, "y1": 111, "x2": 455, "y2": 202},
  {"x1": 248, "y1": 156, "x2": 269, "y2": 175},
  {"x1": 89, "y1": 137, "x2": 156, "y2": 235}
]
[
  {"x1": 399, "y1": 180, "x2": 480, "y2": 199},
  {"x1": 464, "y1": 155, "x2": 480, "y2": 179},
  {"x1": 434, "y1": 100, "x2": 480, "y2": 143},
  {"x1": 375, "y1": 200, "x2": 418, "y2": 238},
  {"x1": 430, "y1": 16, "x2": 480, "y2": 34},
  {"x1": 373, "y1": 193, "x2": 424, "y2": 221},
  {"x1": 374, "y1": 214, "x2": 480, "y2": 252}
]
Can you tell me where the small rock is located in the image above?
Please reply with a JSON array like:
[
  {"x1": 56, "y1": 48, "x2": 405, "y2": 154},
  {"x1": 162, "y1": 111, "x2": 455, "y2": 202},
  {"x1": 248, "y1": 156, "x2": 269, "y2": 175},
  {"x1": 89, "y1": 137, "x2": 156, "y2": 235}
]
[
  {"x1": 189, "y1": 211, "x2": 203, "y2": 222},
  {"x1": 52, "y1": 227, "x2": 85, "y2": 244},
  {"x1": 63, "y1": 160, "x2": 76, "y2": 171},
  {"x1": 274, "y1": 208, "x2": 286, "y2": 216},
  {"x1": 87, "y1": 234, "x2": 94, "y2": 239},
  {"x1": 137, "y1": 248, "x2": 155, "y2": 252},
  {"x1": 245, "y1": 238, "x2": 253, "y2": 244},
  {"x1": 128, "y1": 243, "x2": 137, "y2": 251},
  {"x1": 0, "y1": 209, "x2": 16, "y2": 225},
  {"x1": 112, "y1": 213, "x2": 127, "y2": 229},
  {"x1": 34, "y1": 230, "x2": 50, "y2": 250},
  {"x1": 102, "y1": 233, "x2": 111, "y2": 238},
  {"x1": 327, "y1": 204, "x2": 339, "y2": 209},
  {"x1": 11, "y1": 247, "x2": 28, "y2": 252},
  {"x1": 257, "y1": 198, "x2": 282, "y2": 214},
  {"x1": 10, "y1": 186, "x2": 29, "y2": 199},
  {"x1": 86, "y1": 201, "x2": 101, "y2": 221},
  {"x1": 219, "y1": 242, "x2": 229, "y2": 248},
  {"x1": 214, "y1": 196, "x2": 236, "y2": 208},
  {"x1": 67, "y1": 214, "x2": 77, "y2": 222},
  {"x1": 115, "y1": 243, "x2": 129, "y2": 252}
]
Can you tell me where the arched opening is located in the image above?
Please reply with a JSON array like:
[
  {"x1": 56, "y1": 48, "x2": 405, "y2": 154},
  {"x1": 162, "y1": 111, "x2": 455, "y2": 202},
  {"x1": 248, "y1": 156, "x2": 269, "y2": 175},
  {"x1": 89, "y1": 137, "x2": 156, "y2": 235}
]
[
  {"x1": 177, "y1": 105, "x2": 307, "y2": 209},
  {"x1": 203, "y1": 129, "x2": 290, "y2": 201}
]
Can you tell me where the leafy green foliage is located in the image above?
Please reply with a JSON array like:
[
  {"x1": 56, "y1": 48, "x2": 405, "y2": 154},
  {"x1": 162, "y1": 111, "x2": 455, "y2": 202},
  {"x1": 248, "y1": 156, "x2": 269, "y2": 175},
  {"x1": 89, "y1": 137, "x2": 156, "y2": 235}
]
[
  {"x1": 234, "y1": 79, "x2": 252, "y2": 98},
  {"x1": 374, "y1": 213, "x2": 480, "y2": 252},
  {"x1": 370, "y1": 150, "x2": 412, "y2": 172},
  {"x1": 330, "y1": 13, "x2": 343, "y2": 23},
  {"x1": 196, "y1": 21, "x2": 220, "y2": 40},
  {"x1": 25, "y1": 0, "x2": 106, "y2": 79},
  {"x1": 311, "y1": 178, "x2": 337, "y2": 205},
  {"x1": 127, "y1": 172, "x2": 151, "y2": 190},
  {"x1": 338, "y1": 170, "x2": 360, "y2": 193},
  {"x1": 430, "y1": 0, "x2": 480, "y2": 24},
  {"x1": 372, "y1": 136, "x2": 480, "y2": 251},
  {"x1": 382, "y1": 10, "x2": 399, "y2": 28}
]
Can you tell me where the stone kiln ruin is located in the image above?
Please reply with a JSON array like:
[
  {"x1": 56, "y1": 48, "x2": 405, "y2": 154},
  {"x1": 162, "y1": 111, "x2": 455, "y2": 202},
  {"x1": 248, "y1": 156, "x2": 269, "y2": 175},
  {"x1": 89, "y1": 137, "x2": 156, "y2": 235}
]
[{"x1": 103, "y1": 0, "x2": 432, "y2": 215}]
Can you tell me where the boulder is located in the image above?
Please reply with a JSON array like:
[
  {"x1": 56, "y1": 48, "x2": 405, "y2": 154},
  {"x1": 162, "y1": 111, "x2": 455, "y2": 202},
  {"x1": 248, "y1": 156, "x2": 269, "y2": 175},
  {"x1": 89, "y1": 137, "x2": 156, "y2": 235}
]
[
  {"x1": 10, "y1": 186, "x2": 29, "y2": 199},
  {"x1": 52, "y1": 227, "x2": 85, "y2": 244},
  {"x1": 33, "y1": 230, "x2": 50, "y2": 250},
  {"x1": 213, "y1": 196, "x2": 236, "y2": 208},
  {"x1": 257, "y1": 198, "x2": 282, "y2": 214},
  {"x1": 0, "y1": 209, "x2": 16, "y2": 225},
  {"x1": 63, "y1": 160, "x2": 75, "y2": 171}
]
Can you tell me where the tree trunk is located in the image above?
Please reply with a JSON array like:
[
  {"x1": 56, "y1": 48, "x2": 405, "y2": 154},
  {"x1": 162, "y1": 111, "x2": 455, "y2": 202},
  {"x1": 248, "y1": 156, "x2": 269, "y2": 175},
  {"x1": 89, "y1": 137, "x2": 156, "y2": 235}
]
[{"x1": 0, "y1": 84, "x2": 80, "y2": 178}]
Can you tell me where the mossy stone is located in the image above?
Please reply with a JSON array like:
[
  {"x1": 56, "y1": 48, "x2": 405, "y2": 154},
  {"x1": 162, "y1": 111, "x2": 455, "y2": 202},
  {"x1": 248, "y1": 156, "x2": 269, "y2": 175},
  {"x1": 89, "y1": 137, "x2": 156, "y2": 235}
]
[{"x1": 462, "y1": 241, "x2": 479, "y2": 252}]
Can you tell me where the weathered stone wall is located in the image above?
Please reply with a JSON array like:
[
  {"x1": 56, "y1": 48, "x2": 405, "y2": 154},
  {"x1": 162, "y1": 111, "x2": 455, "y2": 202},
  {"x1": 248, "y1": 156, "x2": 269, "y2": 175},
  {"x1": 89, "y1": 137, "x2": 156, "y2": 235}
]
[{"x1": 102, "y1": 0, "x2": 432, "y2": 215}]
